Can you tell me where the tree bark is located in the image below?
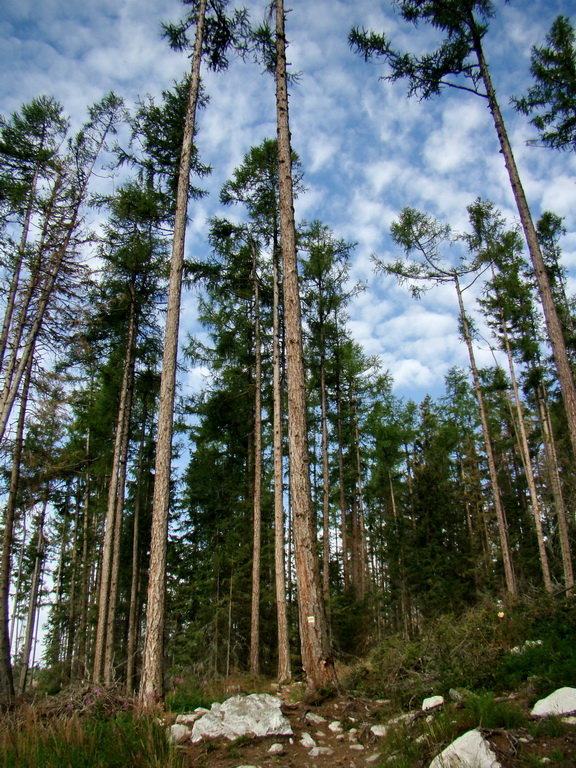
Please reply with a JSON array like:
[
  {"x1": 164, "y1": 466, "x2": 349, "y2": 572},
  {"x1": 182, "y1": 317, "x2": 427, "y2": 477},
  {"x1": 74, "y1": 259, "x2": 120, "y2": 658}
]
[
  {"x1": 274, "y1": 0, "x2": 337, "y2": 691},
  {"x1": 139, "y1": 0, "x2": 207, "y2": 706},
  {"x1": 474, "y1": 38, "x2": 576, "y2": 462},
  {"x1": 455, "y1": 276, "x2": 516, "y2": 596}
]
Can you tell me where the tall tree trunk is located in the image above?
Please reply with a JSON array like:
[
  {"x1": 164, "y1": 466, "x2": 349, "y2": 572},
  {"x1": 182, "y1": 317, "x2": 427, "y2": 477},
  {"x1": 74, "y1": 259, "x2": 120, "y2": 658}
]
[
  {"x1": 536, "y1": 386, "x2": 574, "y2": 594},
  {"x1": 250, "y1": 242, "x2": 262, "y2": 676},
  {"x1": 455, "y1": 276, "x2": 516, "y2": 596},
  {"x1": 474, "y1": 37, "x2": 576, "y2": 461},
  {"x1": 94, "y1": 300, "x2": 136, "y2": 683},
  {"x1": 320, "y1": 351, "x2": 331, "y2": 603},
  {"x1": 500, "y1": 317, "x2": 552, "y2": 593},
  {"x1": 18, "y1": 491, "x2": 48, "y2": 695},
  {"x1": 274, "y1": 0, "x2": 336, "y2": 690},
  {"x1": 272, "y1": 240, "x2": 291, "y2": 684},
  {"x1": 140, "y1": 0, "x2": 207, "y2": 706},
  {"x1": 0, "y1": 356, "x2": 32, "y2": 701}
]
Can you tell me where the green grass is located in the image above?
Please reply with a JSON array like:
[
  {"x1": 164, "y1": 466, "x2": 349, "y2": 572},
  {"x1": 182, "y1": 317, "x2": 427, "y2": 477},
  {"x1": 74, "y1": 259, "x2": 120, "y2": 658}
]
[{"x1": 0, "y1": 708, "x2": 185, "y2": 768}]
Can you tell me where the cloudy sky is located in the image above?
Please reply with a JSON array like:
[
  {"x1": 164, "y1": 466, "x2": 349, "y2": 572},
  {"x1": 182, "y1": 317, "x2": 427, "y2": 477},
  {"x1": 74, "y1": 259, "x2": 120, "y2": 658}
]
[{"x1": 2, "y1": 0, "x2": 576, "y2": 404}]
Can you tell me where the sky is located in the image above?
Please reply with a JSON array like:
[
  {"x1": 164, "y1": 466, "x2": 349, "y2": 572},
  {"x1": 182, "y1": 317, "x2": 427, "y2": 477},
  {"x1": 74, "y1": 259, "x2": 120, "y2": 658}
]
[{"x1": 2, "y1": 0, "x2": 576, "y2": 405}]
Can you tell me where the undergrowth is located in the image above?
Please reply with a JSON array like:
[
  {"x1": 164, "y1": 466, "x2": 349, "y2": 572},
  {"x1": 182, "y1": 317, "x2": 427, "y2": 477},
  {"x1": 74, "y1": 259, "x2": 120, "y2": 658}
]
[
  {"x1": 345, "y1": 595, "x2": 576, "y2": 706},
  {"x1": 0, "y1": 707, "x2": 185, "y2": 768}
]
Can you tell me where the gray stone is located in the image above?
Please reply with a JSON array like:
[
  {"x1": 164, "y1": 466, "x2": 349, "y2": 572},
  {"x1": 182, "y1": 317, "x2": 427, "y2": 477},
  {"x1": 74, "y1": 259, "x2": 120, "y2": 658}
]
[
  {"x1": 531, "y1": 687, "x2": 576, "y2": 718},
  {"x1": 310, "y1": 746, "x2": 334, "y2": 756},
  {"x1": 562, "y1": 716, "x2": 576, "y2": 725},
  {"x1": 388, "y1": 712, "x2": 417, "y2": 726},
  {"x1": 423, "y1": 696, "x2": 445, "y2": 711},
  {"x1": 328, "y1": 720, "x2": 343, "y2": 732},
  {"x1": 300, "y1": 731, "x2": 316, "y2": 748},
  {"x1": 175, "y1": 709, "x2": 209, "y2": 726},
  {"x1": 191, "y1": 693, "x2": 293, "y2": 743},
  {"x1": 371, "y1": 725, "x2": 388, "y2": 737},
  {"x1": 350, "y1": 743, "x2": 365, "y2": 750},
  {"x1": 366, "y1": 753, "x2": 380, "y2": 764},
  {"x1": 169, "y1": 723, "x2": 192, "y2": 742},
  {"x1": 268, "y1": 742, "x2": 285, "y2": 755},
  {"x1": 305, "y1": 711, "x2": 327, "y2": 725},
  {"x1": 429, "y1": 729, "x2": 501, "y2": 768}
]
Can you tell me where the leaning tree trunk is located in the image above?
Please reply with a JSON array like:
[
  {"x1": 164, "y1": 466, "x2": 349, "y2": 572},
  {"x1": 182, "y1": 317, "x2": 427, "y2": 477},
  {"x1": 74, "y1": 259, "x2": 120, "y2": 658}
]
[
  {"x1": 500, "y1": 316, "x2": 552, "y2": 593},
  {"x1": 474, "y1": 37, "x2": 576, "y2": 462},
  {"x1": 274, "y1": 0, "x2": 337, "y2": 691},
  {"x1": 0, "y1": 356, "x2": 32, "y2": 702},
  {"x1": 535, "y1": 386, "x2": 574, "y2": 594},
  {"x1": 93, "y1": 300, "x2": 136, "y2": 683},
  {"x1": 139, "y1": 0, "x2": 207, "y2": 706},
  {"x1": 455, "y1": 276, "x2": 516, "y2": 596}
]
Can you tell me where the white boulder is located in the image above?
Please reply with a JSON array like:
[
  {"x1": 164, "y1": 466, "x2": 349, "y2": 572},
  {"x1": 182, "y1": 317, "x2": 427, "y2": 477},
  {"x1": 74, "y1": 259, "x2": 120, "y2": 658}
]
[
  {"x1": 429, "y1": 729, "x2": 501, "y2": 768},
  {"x1": 190, "y1": 693, "x2": 293, "y2": 742},
  {"x1": 423, "y1": 696, "x2": 445, "y2": 711},
  {"x1": 531, "y1": 687, "x2": 576, "y2": 718}
]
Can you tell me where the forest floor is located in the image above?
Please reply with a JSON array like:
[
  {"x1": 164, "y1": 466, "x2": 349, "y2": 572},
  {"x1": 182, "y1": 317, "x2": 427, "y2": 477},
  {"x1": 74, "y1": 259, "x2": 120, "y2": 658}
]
[{"x1": 175, "y1": 689, "x2": 576, "y2": 768}]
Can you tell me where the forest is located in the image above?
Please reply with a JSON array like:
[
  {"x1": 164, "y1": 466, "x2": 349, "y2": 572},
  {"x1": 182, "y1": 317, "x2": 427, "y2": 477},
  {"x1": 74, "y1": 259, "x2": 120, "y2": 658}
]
[{"x1": 1, "y1": 0, "x2": 576, "y2": 744}]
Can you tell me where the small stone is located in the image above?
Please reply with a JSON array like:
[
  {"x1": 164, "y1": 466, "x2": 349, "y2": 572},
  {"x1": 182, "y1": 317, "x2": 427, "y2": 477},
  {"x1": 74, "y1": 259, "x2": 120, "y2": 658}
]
[
  {"x1": 448, "y1": 689, "x2": 465, "y2": 704},
  {"x1": 388, "y1": 712, "x2": 416, "y2": 726},
  {"x1": 175, "y1": 709, "x2": 209, "y2": 726},
  {"x1": 349, "y1": 728, "x2": 359, "y2": 736},
  {"x1": 268, "y1": 742, "x2": 285, "y2": 755},
  {"x1": 371, "y1": 725, "x2": 388, "y2": 737},
  {"x1": 426, "y1": 715, "x2": 434, "y2": 724},
  {"x1": 329, "y1": 720, "x2": 344, "y2": 733},
  {"x1": 310, "y1": 746, "x2": 334, "y2": 757},
  {"x1": 336, "y1": 734, "x2": 345, "y2": 741},
  {"x1": 300, "y1": 732, "x2": 316, "y2": 748},
  {"x1": 350, "y1": 743, "x2": 365, "y2": 750},
  {"x1": 366, "y1": 753, "x2": 380, "y2": 764},
  {"x1": 423, "y1": 696, "x2": 444, "y2": 711},
  {"x1": 305, "y1": 711, "x2": 327, "y2": 725},
  {"x1": 562, "y1": 716, "x2": 576, "y2": 725},
  {"x1": 542, "y1": 759, "x2": 552, "y2": 765}
]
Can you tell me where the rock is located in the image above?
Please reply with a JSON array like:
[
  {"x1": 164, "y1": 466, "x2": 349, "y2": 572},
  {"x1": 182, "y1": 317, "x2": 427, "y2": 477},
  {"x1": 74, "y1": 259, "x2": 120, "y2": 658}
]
[
  {"x1": 366, "y1": 753, "x2": 380, "y2": 764},
  {"x1": 531, "y1": 687, "x2": 576, "y2": 718},
  {"x1": 175, "y1": 708, "x2": 209, "y2": 726},
  {"x1": 511, "y1": 640, "x2": 543, "y2": 654},
  {"x1": 300, "y1": 732, "x2": 316, "y2": 748},
  {"x1": 268, "y1": 742, "x2": 285, "y2": 755},
  {"x1": 169, "y1": 723, "x2": 192, "y2": 742},
  {"x1": 350, "y1": 743, "x2": 365, "y2": 750},
  {"x1": 423, "y1": 696, "x2": 445, "y2": 711},
  {"x1": 305, "y1": 711, "x2": 326, "y2": 725},
  {"x1": 388, "y1": 712, "x2": 417, "y2": 726},
  {"x1": 328, "y1": 720, "x2": 343, "y2": 732},
  {"x1": 310, "y1": 746, "x2": 334, "y2": 756},
  {"x1": 449, "y1": 689, "x2": 465, "y2": 704},
  {"x1": 371, "y1": 724, "x2": 388, "y2": 737},
  {"x1": 562, "y1": 716, "x2": 576, "y2": 725},
  {"x1": 429, "y1": 729, "x2": 501, "y2": 768},
  {"x1": 191, "y1": 693, "x2": 293, "y2": 742}
]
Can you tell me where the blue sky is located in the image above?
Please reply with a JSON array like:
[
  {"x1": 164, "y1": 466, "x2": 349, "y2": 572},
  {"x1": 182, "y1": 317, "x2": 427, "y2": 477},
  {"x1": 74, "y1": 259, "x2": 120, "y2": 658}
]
[{"x1": 2, "y1": 0, "x2": 576, "y2": 404}]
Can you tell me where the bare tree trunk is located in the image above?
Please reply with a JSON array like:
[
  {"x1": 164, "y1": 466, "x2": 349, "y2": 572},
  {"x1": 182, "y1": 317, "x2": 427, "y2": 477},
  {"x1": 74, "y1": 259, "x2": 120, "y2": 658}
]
[
  {"x1": 0, "y1": 356, "x2": 32, "y2": 701},
  {"x1": 250, "y1": 243, "x2": 262, "y2": 677},
  {"x1": 18, "y1": 491, "x2": 48, "y2": 695},
  {"x1": 320, "y1": 354, "x2": 331, "y2": 602},
  {"x1": 335, "y1": 342, "x2": 349, "y2": 590},
  {"x1": 474, "y1": 38, "x2": 576, "y2": 462},
  {"x1": 272, "y1": 241, "x2": 291, "y2": 684},
  {"x1": 500, "y1": 318, "x2": 552, "y2": 593},
  {"x1": 140, "y1": 0, "x2": 207, "y2": 706},
  {"x1": 274, "y1": 0, "x2": 336, "y2": 691},
  {"x1": 536, "y1": 387, "x2": 574, "y2": 594},
  {"x1": 94, "y1": 301, "x2": 136, "y2": 683},
  {"x1": 455, "y1": 276, "x2": 516, "y2": 596}
]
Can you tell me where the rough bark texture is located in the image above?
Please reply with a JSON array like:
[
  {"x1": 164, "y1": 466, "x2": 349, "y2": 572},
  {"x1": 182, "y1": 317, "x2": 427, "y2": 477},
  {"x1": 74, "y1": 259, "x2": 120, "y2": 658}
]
[
  {"x1": 139, "y1": 0, "x2": 206, "y2": 706},
  {"x1": 275, "y1": 0, "x2": 337, "y2": 691}
]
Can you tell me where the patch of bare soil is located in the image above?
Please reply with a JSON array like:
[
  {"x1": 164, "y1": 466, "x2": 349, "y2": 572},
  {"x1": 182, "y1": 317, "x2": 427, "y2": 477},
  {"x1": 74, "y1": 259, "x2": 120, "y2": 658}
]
[{"x1": 180, "y1": 695, "x2": 388, "y2": 768}]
